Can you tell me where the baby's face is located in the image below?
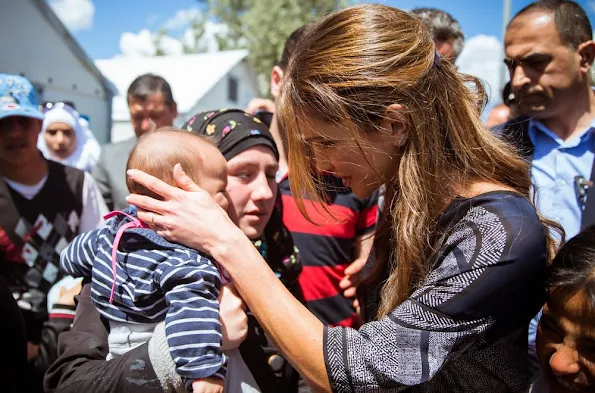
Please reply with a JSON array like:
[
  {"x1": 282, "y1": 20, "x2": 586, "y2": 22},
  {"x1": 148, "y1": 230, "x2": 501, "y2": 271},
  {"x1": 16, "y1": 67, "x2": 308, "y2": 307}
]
[{"x1": 197, "y1": 144, "x2": 230, "y2": 212}]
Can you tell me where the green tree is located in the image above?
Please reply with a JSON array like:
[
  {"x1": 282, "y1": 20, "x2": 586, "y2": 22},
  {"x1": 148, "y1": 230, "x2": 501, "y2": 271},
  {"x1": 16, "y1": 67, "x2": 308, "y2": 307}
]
[
  {"x1": 154, "y1": 27, "x2": 169, "y2": 56},
  {"x1": 200, "y1": 0, "x2": 249, "y2": 50},
  {"x1": 198, "y1": 0, "x2": 346, "y2": 94},
  {"x1": 184, "y1": 12, "x2": 208, "y2": 53}
]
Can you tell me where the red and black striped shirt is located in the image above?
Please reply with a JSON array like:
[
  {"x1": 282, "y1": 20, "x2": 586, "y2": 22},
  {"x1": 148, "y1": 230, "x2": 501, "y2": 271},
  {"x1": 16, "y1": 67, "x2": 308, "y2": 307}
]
[{"x1": 279, "y1": 174, "x2": 378, "y2": 327}]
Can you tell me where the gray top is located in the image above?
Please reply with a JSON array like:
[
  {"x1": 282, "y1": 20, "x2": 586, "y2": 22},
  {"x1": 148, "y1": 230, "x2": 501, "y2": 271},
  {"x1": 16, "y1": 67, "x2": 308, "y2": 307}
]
[{"x1": 324, "y1": 192, "x2": 547, "y2": 392}]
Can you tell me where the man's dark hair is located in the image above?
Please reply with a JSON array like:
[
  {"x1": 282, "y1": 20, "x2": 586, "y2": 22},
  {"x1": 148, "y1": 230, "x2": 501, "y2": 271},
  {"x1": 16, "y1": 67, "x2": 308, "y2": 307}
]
[
  {"x1": 127, "y1": 73, "x2": 175, "y2": 109},
  {"x1": 512, "y1": 0, "x2": 592, "y2": 49},
  {"x1": 277, "y1": 25, "x2": 308, "y2": 70},
  {"x1": 547, "y1": 225, "x2": 595, "y2": 307},
  {"x1": 411, "y1": 8, "x2": 465, "y2": 59}
]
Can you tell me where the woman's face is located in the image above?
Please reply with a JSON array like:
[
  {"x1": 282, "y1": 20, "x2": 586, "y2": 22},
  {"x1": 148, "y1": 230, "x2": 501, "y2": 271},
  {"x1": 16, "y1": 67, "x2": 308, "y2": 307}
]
[
  {"x1": 304, "y1": 118, "x2": 400, "y2": 198},
  {"x1": 44, "y1": 122, "x2": 77, "y2": 159},
  {"x1": 537, "y1": 288, "x2": 595, "y2": 392},
  {"x1": 226, "y1": 145, "x2": 279, "y2": 239}
]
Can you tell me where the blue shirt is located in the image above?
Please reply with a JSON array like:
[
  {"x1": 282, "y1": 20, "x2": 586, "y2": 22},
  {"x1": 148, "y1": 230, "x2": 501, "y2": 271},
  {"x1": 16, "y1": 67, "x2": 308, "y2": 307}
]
[{"x1": 529, "y1": 119, "x2": 595, "y2": 240}]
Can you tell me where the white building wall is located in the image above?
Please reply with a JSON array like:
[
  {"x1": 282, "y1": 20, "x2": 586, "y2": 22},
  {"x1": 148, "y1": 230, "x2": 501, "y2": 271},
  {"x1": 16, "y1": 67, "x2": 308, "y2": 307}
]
[
  {"x1": 0, "y1": 0, "x2": 112, "y2": 143},
  {"x1": 180, "y1": 62, "x2": 260, "y2": 125}
]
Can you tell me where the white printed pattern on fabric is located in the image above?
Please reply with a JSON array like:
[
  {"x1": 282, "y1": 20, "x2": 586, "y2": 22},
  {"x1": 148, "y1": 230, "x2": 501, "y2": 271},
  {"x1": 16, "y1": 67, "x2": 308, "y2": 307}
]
[{"x1": 325, "y1": 205, "x2": 511, "y2": 392}]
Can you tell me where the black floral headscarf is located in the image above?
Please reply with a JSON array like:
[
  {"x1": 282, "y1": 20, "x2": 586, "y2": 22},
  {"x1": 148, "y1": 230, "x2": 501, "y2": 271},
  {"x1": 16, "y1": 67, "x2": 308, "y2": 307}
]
[{"x1": 184, "y1": 109, "x2": 279, "y2": 161}]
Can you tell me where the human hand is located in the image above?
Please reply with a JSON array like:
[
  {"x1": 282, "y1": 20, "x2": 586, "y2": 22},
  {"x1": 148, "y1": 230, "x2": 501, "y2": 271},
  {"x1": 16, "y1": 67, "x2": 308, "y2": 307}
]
[
  {"x1": 125, "y1": 164, "x2": 244, "y2": 255},
  {"x1": 56, "y1": 280, "x2": 83, "y2": 306},
  {"x1": 338, "y1": 258, "x2": 367, "y2": 299},
  {"x1": 27, "y1": 342, "x2": 39, "y2": 361},
  {"x1": 192, "y1": 377, "x2": 224, "y2": 393},
  {"x1": 245, "y1": 97, "x2": 275, "y2": 115},
  {"x1": 219, "y1": 284, "x2": 248, "y2": 351}
]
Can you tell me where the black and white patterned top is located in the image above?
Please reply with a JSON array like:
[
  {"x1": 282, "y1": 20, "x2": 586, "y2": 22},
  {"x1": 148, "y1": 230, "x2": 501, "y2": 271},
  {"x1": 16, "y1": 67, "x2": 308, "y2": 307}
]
[{"x1": 324, "y1": 191, "x2": 547, "y2": 392}]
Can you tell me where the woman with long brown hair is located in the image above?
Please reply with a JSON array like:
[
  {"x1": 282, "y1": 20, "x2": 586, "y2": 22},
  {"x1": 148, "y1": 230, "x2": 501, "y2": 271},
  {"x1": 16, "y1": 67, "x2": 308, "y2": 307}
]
[{"x1": 126, "y1": 4, "x2": 558, "y2": 392}]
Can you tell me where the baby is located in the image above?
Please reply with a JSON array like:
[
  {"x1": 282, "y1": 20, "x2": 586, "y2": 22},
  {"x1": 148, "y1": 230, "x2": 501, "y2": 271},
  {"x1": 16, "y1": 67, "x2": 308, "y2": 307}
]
[{"x1": 61, "y1": 128, "x2": 230, "y2": 393}]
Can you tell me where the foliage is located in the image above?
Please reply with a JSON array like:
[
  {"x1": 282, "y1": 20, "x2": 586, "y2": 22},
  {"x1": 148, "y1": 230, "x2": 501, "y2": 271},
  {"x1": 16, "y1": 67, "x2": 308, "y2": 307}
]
[
  {"x1": 198, "y1": 0, "x2": 347, "y2": 94},
  {"x1": 184, "y1": 12, "x2": 208, "y2": 53},
  {"x1": 154, "y1": 28, "x2": 169, "y2": 56}
]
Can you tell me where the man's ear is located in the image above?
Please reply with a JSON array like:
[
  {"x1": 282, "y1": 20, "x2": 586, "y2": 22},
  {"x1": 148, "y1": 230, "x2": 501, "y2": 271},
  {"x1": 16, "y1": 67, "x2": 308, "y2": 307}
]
[
  {"x1": 271, "y1": 66, "x2": 284, "y2": 99},
  {"x1": 577, "y1": 40, "x2": 595, "y2": 73},
  {"x1": 385, "y1": 104, "x2": 408, "y2": 147}
]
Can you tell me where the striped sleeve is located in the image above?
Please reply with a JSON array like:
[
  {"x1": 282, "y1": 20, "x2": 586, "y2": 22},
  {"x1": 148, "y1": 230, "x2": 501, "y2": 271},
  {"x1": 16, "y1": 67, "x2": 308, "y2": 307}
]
[
  {"x1": 156, "y1": 253, "x2": 226, "y2": 386},
  {"x1": 60, "y1": 229, "x2": 101, "y2": 278}
]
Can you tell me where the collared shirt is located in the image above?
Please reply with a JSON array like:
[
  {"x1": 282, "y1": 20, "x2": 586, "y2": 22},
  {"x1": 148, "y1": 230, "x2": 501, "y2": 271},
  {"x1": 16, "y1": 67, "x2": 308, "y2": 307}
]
[{"x1": 529, "y1": 119, "x2": 595, "y2": 240}]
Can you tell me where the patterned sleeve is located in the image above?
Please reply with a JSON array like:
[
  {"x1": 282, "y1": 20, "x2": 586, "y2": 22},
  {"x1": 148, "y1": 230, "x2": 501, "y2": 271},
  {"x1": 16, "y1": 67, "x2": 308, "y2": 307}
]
[
  {"x1": 60, "y1": 229, "x2": 101, "y2": 278},
  {"x1": 355, "y1": 191, "x2": 379, "y2": 236},
  {"x1": 324, "y1": 198, "x2": 547, "y2": 392},
  {"x1": 155, "y1": 253, "x2": 226, "y2": 389}
]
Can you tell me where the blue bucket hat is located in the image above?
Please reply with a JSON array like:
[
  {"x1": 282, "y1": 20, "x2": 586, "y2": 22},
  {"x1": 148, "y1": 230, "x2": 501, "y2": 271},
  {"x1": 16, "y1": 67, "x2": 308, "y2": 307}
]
[{"x1": 0, "y1": 74, "x2": 44, "y2": 121}]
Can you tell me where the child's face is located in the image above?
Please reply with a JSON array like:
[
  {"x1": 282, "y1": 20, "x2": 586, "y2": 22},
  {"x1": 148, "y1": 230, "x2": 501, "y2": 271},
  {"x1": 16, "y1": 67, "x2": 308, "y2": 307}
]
[
  {"x1": 195, "y1": 144, "x2": 230, "y2": 212},
  {"x1": 537, "y1": 288, "x2": 595, "y2": 392}
]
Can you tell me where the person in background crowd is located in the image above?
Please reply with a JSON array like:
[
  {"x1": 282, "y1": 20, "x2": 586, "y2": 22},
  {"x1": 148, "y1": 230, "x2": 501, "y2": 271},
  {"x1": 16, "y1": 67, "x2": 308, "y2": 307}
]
[
  {"x1": 487, "y1": 104, "x2": 512, "y2": 129},
  {"x1": 128, "y1": 4, "x2": 557, "y2": 391},
  {"x1": 410, "y1": 7, "x2": 465, "y2": 62},
  {"x1": 92, "y1": 73, "x2": 178, "y2": 211},
  {"x1": 45, "y1": 110, "x2": 301, "y2": 393},
  {"x1": 498, "y1": 0, "x2": 595, "y2": 374},
  {"x1": 38, "y1": 102, "x2": 101, "y2": 172},
  {"x1": 0, "y1": 73, "x2": 108, "y2": 392},
  {"x1": 486, "y1": 81, "x2": 519, "y2": 128},
  {"x1": 501, "y1": 0, "x2": 595, "y2": 239},
  {"x1": 530, "y1": 225, "x2": 595, "y2": 392},
  {"x1": 246, "y1": 26, "x2": 378, "y2": 334}
]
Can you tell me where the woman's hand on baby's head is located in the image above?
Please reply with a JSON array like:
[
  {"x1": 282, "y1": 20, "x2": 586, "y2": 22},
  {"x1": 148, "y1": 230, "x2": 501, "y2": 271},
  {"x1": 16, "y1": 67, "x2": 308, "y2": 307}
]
[{"x1": 126, "y1": 164, "x2": 242, "y2": 254}]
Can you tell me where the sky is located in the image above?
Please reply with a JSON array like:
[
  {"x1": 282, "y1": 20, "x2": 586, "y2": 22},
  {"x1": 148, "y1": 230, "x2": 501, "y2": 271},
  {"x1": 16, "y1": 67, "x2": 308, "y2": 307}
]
[{"x1": 46, "y1": 0, "x2": 595, "y2": 108}]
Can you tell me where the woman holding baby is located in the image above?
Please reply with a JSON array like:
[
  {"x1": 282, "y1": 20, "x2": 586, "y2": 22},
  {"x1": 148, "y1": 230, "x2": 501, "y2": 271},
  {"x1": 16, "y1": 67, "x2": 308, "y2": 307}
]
[
  {"x1": 45, "y1": 110, "x2": 300, "y2": 393},
  {"x1": 48, "y1": 4, "x2": 555, "y2": 393}
]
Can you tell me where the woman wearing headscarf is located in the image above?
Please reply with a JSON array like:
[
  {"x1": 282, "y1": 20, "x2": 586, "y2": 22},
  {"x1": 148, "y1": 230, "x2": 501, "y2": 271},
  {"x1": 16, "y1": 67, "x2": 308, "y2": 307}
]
[
  {"x1": 38, "y1": 103, "x2": 101, "y2": 172},
  {"x1": 186, "y1": 109, "x2": 303, "y2": 391},
  {"x1": 185, "y1": 109, "x2": 301, "y2": 292},
  {"x1": 45, "y1": 109, "x2": 302, "y2": 393}
]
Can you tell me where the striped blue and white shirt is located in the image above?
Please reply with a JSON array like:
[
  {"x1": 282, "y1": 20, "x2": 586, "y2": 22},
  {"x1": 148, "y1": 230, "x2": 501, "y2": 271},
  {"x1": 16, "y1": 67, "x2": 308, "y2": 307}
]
[{"x1": 60, "y1": 207, "x2": 226, "y2": 385}]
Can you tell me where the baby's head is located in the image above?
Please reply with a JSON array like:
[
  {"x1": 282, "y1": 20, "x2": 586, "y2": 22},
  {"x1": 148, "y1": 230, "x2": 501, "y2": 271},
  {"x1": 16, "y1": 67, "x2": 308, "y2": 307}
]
[{"x1": 126, "y1": 127, "x2": 229, "y2": 210}]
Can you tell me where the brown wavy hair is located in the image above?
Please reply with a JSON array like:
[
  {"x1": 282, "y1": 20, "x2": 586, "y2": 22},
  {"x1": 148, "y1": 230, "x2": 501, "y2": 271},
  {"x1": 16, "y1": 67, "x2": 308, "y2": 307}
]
[{"x1": 278, "y1": 4, "x2": 561, "y2": 318}]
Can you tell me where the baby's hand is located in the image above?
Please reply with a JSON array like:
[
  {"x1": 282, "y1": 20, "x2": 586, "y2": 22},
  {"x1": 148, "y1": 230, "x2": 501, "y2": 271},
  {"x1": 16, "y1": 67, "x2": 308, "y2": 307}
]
[{"x1": 192, "y1": 377, "x2": 224, "y2": 393}]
